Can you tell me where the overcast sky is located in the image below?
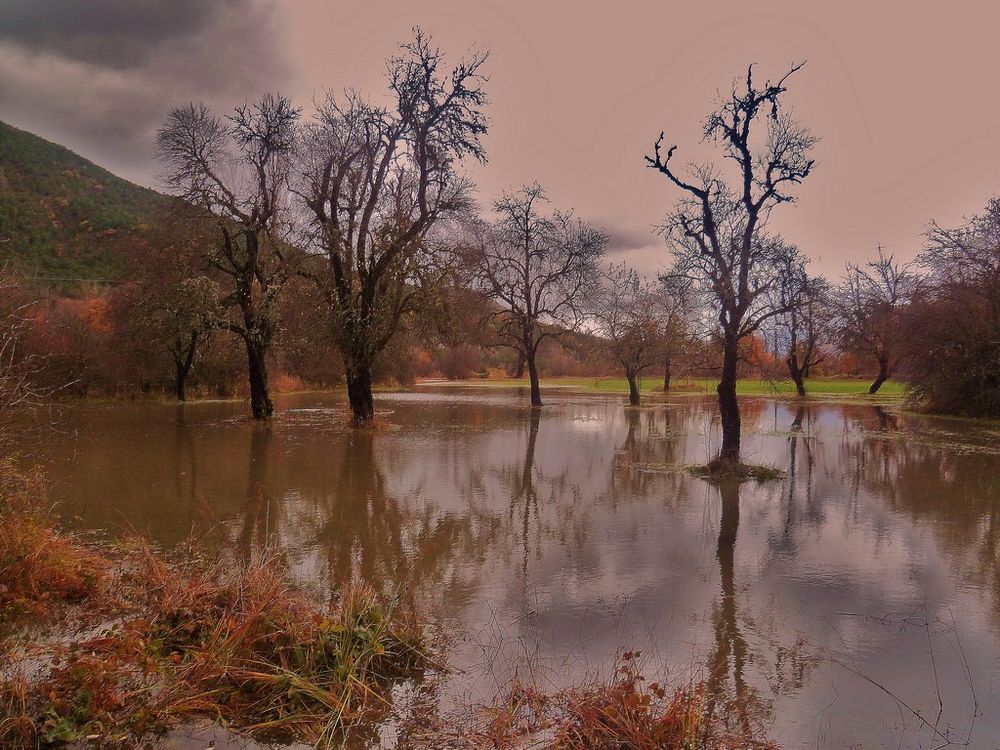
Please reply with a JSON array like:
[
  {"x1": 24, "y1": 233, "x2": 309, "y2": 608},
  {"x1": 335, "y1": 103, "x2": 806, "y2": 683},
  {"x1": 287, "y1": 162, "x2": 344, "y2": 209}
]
[{"x1": 2, "y1": 0, "x2": 999, "y2": 276}]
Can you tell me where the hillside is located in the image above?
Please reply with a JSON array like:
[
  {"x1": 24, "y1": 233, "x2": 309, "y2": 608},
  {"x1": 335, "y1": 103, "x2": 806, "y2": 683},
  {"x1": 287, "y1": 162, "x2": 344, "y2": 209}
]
[{"x1": 0, "y1": 120, "x2": 167, "y2": 281}]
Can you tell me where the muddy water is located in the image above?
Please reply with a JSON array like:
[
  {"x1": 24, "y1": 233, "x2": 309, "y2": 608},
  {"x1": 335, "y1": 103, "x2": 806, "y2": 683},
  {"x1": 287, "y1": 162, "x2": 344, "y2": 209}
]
[{"x1": 31, "y1": 386, "x2": 1000, "y2": 749}]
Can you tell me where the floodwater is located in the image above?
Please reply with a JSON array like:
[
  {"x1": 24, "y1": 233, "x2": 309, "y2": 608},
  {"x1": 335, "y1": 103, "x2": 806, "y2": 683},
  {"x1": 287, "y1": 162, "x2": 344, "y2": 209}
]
[{"x1": 30, "y1": 386, "x2": 1000, "y2": 749}]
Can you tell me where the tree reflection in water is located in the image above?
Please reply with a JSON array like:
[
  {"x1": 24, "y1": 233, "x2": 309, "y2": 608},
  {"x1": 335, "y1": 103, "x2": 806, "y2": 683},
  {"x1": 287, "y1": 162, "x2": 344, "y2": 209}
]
[
  {"x1": 236, "y1": 424, "x2": 277, "y2": 556},
  {"x1": 26, "y1": 391, "x2": 1000, "y2": 747},
  {"x1": 510, "y1": 408, "x2": 542, "y2": 577},
  {"x1": 171, "y1": 404, "x2": 199, "y2": 534},
  {"x1": 705, "y1": 478, "x2": 753, "y2": 734},
  {"x1": 312, "y1": 428, "x2": 499, "y2": 609},
  {"x1": 706, "y1": 405, "x2": 818, "y2": 736},
  {"x1": 776, "y1": 406, "x2": 817, "y2": 549},
  {"x1": 843, "y1": 405, "x2": 1000, "y2": 619}
]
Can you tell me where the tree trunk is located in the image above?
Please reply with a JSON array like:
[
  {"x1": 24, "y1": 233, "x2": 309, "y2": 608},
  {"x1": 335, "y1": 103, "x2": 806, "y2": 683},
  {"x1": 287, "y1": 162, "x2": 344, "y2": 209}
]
[
  {"x1": 174, "y1": 335, "x2": 197, "y2": 403},
  {"x1": 346, "y1": 360, "x2": 375, "y2": 424},
  {"x1": 717, "y1": 334, "x2": 741, "y2": 466},
  {"x1": 516, "y1": 407, "x2": 541, "y2": 576},
  {"x1": 786, "y1": 353, "x2": 806, "y2": 397},
  {"x1": 626, "y1": 370, "x2": 640, "y2": 406},
  {"x1": 662, "y1": 357, "x2": 672, "y2": 392},
  {"x1": 706, "y1": 479, "x2": 750, "y2": 729},
  {"x1": 246, "y1": 342, "x2": 273, "y2": 420},
  {"x1": 175, "y1": 366, "x2": 188, "y2": 402},
  {"x1": 526, "y1": 351, "x2": 542, "y2": 407},
  {"x1": 868, "y1": 355, "x2": 890, "y2": 394},
  {"x1": 513, "y1": 350, "x2": 526, "y2": 378}
]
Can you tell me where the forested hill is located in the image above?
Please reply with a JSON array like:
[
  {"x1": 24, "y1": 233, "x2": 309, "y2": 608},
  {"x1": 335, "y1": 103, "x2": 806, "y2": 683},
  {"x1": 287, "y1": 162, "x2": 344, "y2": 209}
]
[{"x1": 0, "y1": 120, "x2": 167, "y2": 282}]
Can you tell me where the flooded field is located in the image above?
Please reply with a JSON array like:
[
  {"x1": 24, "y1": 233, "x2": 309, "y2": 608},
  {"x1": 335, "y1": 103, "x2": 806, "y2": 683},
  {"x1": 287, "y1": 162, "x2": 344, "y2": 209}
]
[{"x1": 29, "y1": 386, "x2": 1000, "y2": 749}]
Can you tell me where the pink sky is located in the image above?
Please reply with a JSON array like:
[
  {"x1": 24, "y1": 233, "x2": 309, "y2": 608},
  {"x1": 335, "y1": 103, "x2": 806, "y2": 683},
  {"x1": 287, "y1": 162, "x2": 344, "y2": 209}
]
[{"x1": 3, "y1": 0, "x2": 999, "y2": 277}]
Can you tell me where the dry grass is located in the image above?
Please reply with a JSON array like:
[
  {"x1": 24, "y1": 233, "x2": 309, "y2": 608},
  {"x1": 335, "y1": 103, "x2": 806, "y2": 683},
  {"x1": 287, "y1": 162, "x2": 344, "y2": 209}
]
[
  {"x1": 0, "y1": 464, "x2": 106, "y2": 618},
  {"x1": 138, "y1": 545, "x2": 424, "y2": 742},
  {"x1": 0, "y1": 487, "x2": 426, "y2": 748},
  {"x1": 546, "y1": 662, "x2": 706, "y2": 749},
  {"x1": 401, "y1": 653, "x2": 777, "y2": 750}
]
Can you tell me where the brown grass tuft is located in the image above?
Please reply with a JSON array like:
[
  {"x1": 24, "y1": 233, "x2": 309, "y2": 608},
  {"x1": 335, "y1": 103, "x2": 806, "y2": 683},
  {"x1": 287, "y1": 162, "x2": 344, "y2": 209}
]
[
  {"x1": 0, "y1": 465, "x2": 106, "y2": 618},
  {"x1": 404, "y1": 652, "x2": 777, "y2": 750}
]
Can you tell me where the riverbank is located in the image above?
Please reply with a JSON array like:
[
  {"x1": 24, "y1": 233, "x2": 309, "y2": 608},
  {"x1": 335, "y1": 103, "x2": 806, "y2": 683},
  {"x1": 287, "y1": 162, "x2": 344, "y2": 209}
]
[
  {"x1": 0, "y1": 468, "x2": 426, "y2": 748},
  {"x1": 0, "y1": 466, "x2": 777, "y2": 749}
]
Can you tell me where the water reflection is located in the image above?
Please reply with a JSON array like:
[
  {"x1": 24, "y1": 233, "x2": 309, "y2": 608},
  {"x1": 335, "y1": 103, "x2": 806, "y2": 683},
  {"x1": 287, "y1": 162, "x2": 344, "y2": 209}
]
[
  {"x1": 505, "y1": 407, "x2": 540, "y2": 578},
  {"x1": 705, "y1": 479, "x2": 751, "y2": 733},
  {"x1": 235, "y1": 424, "x2": 275, "y2": 556},
  {"x1": 28, "y1": 389, "x2": 1000, "y2": 749}
]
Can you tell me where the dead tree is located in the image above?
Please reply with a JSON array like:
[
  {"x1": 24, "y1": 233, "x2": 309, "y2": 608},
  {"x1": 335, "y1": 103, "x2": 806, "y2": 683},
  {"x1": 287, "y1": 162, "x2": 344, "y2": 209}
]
[
  {"x1": 297, "y1": 30, "x2": 488, "y2": 423},
  {"x1": 655, "y1": 272, "x2": 697, "y2": 392},
  {"x1": 646, "y1": 64, "x2": 816, "y2": 469},
  {"x1": 157, "y1": 94, "x2": 300, "y2": 419},
  {"x1": 771, "y1": 247, "x2": 828, "y2": 396},
  {"x1": 474, "y1": 184, "x2": 606, "y2": 407},
  {"x1": 835, "y1": 247, "x2": 916, "y2": 394},
  {"x1": 593, "y1": 263, "x2": 662, "y2": 406}
]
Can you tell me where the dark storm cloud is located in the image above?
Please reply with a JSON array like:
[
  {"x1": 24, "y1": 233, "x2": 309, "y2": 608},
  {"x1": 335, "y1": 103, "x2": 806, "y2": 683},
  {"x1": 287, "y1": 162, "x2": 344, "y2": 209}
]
[
  {"x1": 0, "y1": 0, "x2": 289, "y2": 185},
  {"x1": 0, "y1": 0, "x2": 219, "y2": 68}
]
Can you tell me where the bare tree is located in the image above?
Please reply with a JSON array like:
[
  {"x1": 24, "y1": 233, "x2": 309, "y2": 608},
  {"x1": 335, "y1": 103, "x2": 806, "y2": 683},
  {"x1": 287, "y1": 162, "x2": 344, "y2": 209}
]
[
  {"x1": 474, "y1": 184, "x2": 606, "y2": 407},
  {"x1": 655, "y1": 272, "x2": 697, "y2": 392},
  {"x1": 296, "y1": 30, "x2": 488, "y2": 423},
  {"x1": 770, "y1": 248, "x2": 828, "y2": 396},
  {"x1": 157, "y1": 94, "x2": 300, "y2": 419},
  {"x1": 835, "y1": 247, "x2": 916, "y2": 394},
  {"x1": 593, "y1": 263, "x2": 662, "y2": 406},
  {"x1": 646, "y1": 64, "x2": 817, "y2": 470}
]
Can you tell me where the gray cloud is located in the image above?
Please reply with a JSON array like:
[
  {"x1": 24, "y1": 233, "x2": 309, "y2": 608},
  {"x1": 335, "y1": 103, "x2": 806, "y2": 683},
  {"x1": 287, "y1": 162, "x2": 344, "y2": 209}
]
[
  {"x1": 602, "y1": 223, "x2": 658, "y2": 255},
  {"x1": 0, "y1": 0, "x2": 222, "y2": 69},
  {"x1": 0, "y1": 0, "x2": 290, "y2": 185},
  {"x1": 596, "y1": 222, "x2": 666, "y2": 277}
]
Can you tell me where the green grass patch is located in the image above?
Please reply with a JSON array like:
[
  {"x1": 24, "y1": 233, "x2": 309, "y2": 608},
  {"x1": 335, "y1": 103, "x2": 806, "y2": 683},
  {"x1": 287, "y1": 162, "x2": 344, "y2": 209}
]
[{"x1": 513, "y1": 376, "x2": 906, "y2": 398}]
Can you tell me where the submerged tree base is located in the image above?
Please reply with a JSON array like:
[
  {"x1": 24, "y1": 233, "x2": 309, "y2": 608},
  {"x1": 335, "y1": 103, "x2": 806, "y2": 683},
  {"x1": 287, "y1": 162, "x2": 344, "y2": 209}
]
[{"x1": 686, "y1": 459, "x2": 785, "y2": 483}]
